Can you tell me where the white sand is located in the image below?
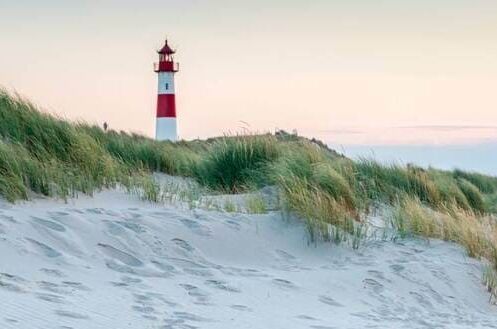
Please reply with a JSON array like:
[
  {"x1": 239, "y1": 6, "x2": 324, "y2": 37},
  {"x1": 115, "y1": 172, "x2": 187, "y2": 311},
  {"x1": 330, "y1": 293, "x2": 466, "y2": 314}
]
[{"x1": 0, "y1": 188, "x2": 496, "y2": 328}]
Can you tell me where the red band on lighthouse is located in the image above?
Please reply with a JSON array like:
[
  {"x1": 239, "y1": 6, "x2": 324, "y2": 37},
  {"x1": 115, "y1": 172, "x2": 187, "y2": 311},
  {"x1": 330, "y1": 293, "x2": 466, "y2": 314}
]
[{"x1": 156, "y1": 94, "x2": 176, "y2": 118}]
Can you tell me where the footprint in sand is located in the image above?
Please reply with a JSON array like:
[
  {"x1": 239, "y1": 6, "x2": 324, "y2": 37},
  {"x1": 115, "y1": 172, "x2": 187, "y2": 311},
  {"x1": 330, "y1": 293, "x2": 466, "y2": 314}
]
[
  {"x1": 141, "y1": 315, "x2": 158, "y2": 321},
  {"x1": 166, "y1": 257, "x2": 207, "y2": 270},
  {"x1": 104, "y1": 209, "x2": 120, "y2": 217},
  {"x1": 0, "y1": 276, "x2": 26, "y2": 295},
  {"x1": 162, "y1": 317, "x2": 200, "y2": 328},
  {"x1": 179, "y1": 283, "x2": 211, "y2": 305},
  {"x1": 36, "y1": 292, "x2": 66, "y2": 304},
  {"x1": 115, "y1": 221, "x2": 146, "y2": 233},
  {"x1": 109, "y1": 275, "x2": 143, "y2": 287},
  {"x1": 143, "y1": 292, "x2": 178, "y2": 307},
  {"x1": 367, "y1": 270, "x2": 391, "y2": 283},
  {"x1": 275, "y1": 249, "x2": 297, "y2": 261},
  {"x1": 37, "y1": 281, "x2": 69, "y2": 295},
  {"x1": 231, "y1": 304, "x2": 253, "y2": 312},
  {"x1": 54, "y1": 310, "x2": 89, "y2": 320},
  {"x1": 132, "y1": 305, "x2": 156, "y2": 315},
  {"x1": 31, "y1": 216, "x2": 66, "y2": 232},
  {"x1": 26, "y1": 238, "x2": 62, "y2": 258},
  {"x1": 184, "y1": 268, "x2": 214, "y2": 278},
  {"x1": 389, "y1": 264, "x2": 405, "y2": 273},
  {"x1": 362, "y1": 278, "x2": 384, "y2": 294},
  {"x1": 221, "y1": 266, "x2": 269, "y2": 278},
  {"x1": 97, "y1": 243, "x2": 143, "y2": 267},
  {"x1": 171, "y1": 238, "x2": 195, "y2": 252},
  {"x1": 1, "y1": 272, "x2": 27, "y2": 283},
  {"x1": 220, "y1": 216, "x2": 241, "y2": 230},
  {"x1": 296, "y1": 314, "x2": 318, "y2": 321},
  {"x1": 104, "y1": 221, "x2": 126, "y2": 236},
  {"x1": 352, "y1": 256, "x2": 376, "y2": 267},
  {"x1": 151, "y1": 260, "x2": 177, "y2": 275},
  {"x1": 178, "y1": 218, "x2": 211, "y2": 236},
  {"x1": 133, "y1": 293, "x2": 154, "y2": 304},
  {"x1": 409, "y1": 291, "x2": 434, "y2": 309},
  {"x1": 85, "y1": 208, "x2": 104, "y2": 214},
  {"x1": 204, "y1": 279, "x2": 240, "y2": 293},
  {"x1": 110, "y1": 281, "x2": 128, "y2": 287},
  {"x1": 62, "y1": 281, "x2": 91, "y2": 292},
  {"x1": 49, "y1": 210, "x2": 70, "y2": 216},
  {"x1": 272, "y1": 278, "x2": 298, "y2": 290},
  {"x1": 105, "y1": 260, "x2": 166, "y2": 278},
  {"x1": 125, "y1": 211, "x2": 143, "y2": 220},
  {"x1": 0, "y1": 280, "x2": 25, "y2": 293},
  {"x1": 122, "y1": 276, "x2": 142, "y2": 284},
  {"x1": 40, "y1": 268, "x2": 66, "y2": 278},
  {"x1": 318, "y1": 295, "x2": 344, "y2": 307}
]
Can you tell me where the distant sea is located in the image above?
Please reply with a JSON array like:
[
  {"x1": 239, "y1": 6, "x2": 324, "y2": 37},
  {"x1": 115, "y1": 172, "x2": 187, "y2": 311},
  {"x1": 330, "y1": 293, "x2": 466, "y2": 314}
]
[{"x1": 327, "y1": 143, "x2": 497, "y2": 176}]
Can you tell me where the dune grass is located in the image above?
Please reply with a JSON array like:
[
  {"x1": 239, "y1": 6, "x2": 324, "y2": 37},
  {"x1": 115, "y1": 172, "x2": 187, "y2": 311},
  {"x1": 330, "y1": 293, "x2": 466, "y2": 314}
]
[
  {"x1": 0, "y1": 89, "x2": 200, "y2": 201},
  {"x1": 1, "y1": 88, "x2": 495, "y2": 216},
  {"x1": 2, "y1": 88, "x2": 497, "y2": 300},
  {"x1": 246, "y1": 193, "x2": 268, "y2": 214},
  {"x1": 1, "y1": 88, "x2": 495, "y2": 221},
  {"x1": 192, "y1": 135, "x2": 279, "y2": 192}
]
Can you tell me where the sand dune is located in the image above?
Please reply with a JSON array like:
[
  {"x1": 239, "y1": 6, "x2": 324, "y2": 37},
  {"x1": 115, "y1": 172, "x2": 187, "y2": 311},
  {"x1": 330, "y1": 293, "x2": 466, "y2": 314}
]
[{"x1": 0, "y1": 188, "x2": 496, "y2": 328}]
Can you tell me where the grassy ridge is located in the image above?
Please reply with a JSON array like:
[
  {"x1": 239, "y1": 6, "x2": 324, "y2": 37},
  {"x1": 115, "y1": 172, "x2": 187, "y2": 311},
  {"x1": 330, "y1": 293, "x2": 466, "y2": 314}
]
[
  {"x1": 1, "y1": 89, "x2": 497, "y2": 300},
  {"x1": 1, "y1": 88, "x2": 495, "y2": 217},
  {"x1": 0, "y1": 90, "x2": 202, "y2": 201},
  {"x1": 1, "y1": 89, "x2": 495, "y2": 212}
]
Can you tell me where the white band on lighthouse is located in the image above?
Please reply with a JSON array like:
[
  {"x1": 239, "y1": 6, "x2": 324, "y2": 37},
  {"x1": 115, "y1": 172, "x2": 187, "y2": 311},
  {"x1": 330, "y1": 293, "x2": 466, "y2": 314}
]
[
  {"x1": 158, "y1": 72, "x2": 175, "y2": 95},
  {"x1": 156, "y1": 118, "x2": 177, "y2": 141}
]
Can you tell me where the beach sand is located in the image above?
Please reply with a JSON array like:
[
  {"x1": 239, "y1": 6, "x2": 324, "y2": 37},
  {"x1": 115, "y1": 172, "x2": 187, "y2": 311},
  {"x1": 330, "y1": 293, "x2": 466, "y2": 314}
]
[{"x1": 0, "y1": 183, "x2": 496, "y2": 328}]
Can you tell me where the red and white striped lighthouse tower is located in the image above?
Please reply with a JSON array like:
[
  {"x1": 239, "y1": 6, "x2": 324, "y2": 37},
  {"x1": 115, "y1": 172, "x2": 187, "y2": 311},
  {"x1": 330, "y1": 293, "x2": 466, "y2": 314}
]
[{"x1": 154, "y1": 39, "x2": 179, "y2": 141}]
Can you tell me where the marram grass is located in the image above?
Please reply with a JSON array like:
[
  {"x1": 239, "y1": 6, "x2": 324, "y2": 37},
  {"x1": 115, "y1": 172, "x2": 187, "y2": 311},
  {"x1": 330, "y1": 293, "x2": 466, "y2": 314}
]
[{"x1": 1, "y1": 88, "x2": 495, "y2": 219}]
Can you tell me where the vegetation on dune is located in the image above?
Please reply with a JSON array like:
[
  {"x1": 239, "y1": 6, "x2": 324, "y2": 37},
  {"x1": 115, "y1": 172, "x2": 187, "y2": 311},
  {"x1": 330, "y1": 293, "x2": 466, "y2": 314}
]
[
  {"x1": 453, "y1": 169, "x2": 497, "y2": 194},
  {"x1": 193, "y1": 135, "x2": 279, "y2": 192},
  {"x1": 389, "y1": 197, "x2": 497, "y2": 302},
  {"x1": 2, "y1": 89, "x2": 497, "y2": 301},
  {"x1": 0, "y1": 89, "x2": 198, "y2": 201}
]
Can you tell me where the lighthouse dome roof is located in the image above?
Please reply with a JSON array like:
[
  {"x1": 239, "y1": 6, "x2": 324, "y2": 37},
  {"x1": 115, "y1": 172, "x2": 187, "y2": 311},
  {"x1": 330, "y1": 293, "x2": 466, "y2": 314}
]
[{"x1": 158, "y1": 40, "x2": 175, "y2": 55}]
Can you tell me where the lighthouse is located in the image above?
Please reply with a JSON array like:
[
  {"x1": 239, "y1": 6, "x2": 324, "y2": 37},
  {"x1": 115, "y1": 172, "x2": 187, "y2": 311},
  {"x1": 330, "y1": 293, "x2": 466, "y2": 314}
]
[{"x1": 154, "y1": 39, "x2": 179, "y2": 141}]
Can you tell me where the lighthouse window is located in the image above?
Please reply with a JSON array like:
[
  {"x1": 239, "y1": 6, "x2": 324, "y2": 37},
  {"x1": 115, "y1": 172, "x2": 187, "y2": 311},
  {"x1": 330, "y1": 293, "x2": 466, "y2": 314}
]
[{"x1": 165, "y1": 83, "x2": 169, "y2": 90}]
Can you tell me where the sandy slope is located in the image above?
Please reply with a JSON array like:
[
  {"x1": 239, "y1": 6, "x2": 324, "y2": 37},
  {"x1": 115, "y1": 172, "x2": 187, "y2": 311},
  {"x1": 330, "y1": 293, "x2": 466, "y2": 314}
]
[{"x1": 0, "y1": 189, "x2": 496, "y2": 329}]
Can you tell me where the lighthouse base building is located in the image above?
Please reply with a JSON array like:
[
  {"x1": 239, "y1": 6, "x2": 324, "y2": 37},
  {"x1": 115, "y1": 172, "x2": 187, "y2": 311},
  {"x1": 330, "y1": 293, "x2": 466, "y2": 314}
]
[{"x1": 155, "y1": 39, "x2": 179, "y2": 141}]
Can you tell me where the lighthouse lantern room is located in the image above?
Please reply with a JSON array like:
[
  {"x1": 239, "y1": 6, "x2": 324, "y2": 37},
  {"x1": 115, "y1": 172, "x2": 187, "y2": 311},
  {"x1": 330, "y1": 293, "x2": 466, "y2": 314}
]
[{"x1": 154, "y1": 39, "x2": 179, "y2": 141}]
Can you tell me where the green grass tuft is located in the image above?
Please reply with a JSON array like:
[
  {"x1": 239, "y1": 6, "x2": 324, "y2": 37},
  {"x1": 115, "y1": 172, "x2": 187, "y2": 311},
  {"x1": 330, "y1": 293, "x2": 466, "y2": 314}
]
[
  {"x1": 193, "y1": 135, "x2": 279, "y2": 192},
  {"x1": 246, "y1": 193, "x2": 267, "y2": 214},
  {"x1": 457, "y1": 178, "x2": 486, "y2": 213}
]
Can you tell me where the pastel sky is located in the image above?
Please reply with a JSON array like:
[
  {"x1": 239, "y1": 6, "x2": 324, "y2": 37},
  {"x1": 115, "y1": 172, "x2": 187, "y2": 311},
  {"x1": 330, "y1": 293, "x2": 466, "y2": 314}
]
[{"x1": 1, "y1": 0, "x2": 497, "y2": 144}]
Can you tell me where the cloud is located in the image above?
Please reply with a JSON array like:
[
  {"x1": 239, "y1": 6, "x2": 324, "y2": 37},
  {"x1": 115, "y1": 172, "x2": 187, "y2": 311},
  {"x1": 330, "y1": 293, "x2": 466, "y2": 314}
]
[
  {"x1": 305, "y1": 125, "x2": 497, "y2": 146},
  {"x1": 394, "y1": 125, "x2": 497, "y2": 132}
]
